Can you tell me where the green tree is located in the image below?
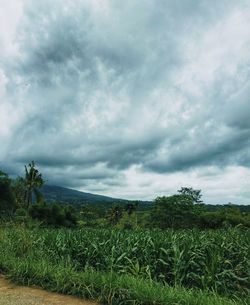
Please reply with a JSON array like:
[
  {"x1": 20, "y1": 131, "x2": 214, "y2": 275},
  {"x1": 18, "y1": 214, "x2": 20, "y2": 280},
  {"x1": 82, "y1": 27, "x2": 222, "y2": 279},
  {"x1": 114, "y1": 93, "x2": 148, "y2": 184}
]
[
  {"x1": 29, "y1": 203, "x2": 77, "y2": 227},
  {"x1": 106, "y1": 205, "x2": 123, "y2": 225},
  {"x1": 24, "y1": 161, "x2": 44, "y2": 208},
  {"x1": 125, "y1": 201, "x2": 139, "y2": 216},
  {"x1": 0, "y1": 170, "x2": 16, "y2": 213},
  {"x1": 178, "y1": 187, "x2": 203, "y2": 204},
  {"x1": 151, "y1": 194, "x2": 198, "y2": 229},
  {"x1": 199, "y1": 204, "x2": 250, "y2": 229},
  {"x1": 12, "y1": 176, "x2": 26, "y2": 207}
]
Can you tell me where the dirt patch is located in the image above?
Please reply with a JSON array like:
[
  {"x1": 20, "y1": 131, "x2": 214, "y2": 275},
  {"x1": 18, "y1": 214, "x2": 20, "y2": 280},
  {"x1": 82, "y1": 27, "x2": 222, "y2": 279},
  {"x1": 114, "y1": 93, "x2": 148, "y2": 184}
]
[{"x1": 0, "y1": 276, "x2": 99, "y2": 305}]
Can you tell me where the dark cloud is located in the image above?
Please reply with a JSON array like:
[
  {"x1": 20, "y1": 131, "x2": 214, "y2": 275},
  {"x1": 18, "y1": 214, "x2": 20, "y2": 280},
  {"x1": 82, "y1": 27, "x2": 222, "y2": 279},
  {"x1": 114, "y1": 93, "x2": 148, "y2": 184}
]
[{"x1": 146, "y1": 131, "x2": 250, "y2": 173}]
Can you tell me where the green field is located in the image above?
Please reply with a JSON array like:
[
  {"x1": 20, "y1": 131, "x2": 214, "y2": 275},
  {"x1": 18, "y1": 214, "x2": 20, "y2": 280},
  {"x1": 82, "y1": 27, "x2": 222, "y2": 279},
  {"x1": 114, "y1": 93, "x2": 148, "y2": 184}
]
[{"x1": 0, "y1": 226, "x2": 249, "y2": 305}]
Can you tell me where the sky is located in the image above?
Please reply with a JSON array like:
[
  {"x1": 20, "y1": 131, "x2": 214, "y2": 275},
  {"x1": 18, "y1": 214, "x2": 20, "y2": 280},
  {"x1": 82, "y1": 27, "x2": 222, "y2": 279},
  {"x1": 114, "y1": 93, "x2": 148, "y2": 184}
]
[{"x1": 0, "y1": 0, "x2": 250, "y2": 204}]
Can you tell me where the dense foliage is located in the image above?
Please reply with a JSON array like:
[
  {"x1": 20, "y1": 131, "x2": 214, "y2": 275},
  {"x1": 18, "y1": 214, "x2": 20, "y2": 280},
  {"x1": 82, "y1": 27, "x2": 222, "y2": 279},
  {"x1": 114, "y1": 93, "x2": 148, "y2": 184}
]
[
  {"x1": 29, "y1": 203, "x2": 77, "y2": 227},
  {"x1": 0, "y1": 170, "x2": 16, "y2": 214},
  {"x1": 0, "y1": 226, "x2": 249, "y2": 299},
  {"x1": 151, "y1": 194, "x2": 250, "y2": 229}
]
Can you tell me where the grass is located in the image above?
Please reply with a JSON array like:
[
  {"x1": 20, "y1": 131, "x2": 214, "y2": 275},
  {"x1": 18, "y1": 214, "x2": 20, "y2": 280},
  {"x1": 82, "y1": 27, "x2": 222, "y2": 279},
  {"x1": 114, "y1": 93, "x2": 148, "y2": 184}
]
[
  {"x1": 0, "y1": 226, "x2": 249, "y2": 305},
  {"x1": 1, "y1": 258, "x2": 247, "y2": 305}
]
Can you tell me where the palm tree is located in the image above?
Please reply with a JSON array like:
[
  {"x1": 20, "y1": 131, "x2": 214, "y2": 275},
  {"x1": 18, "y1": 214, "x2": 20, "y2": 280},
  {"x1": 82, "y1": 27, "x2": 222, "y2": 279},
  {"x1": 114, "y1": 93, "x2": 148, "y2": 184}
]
[{"x1": 24, "y1": 161, "x2": 44, "y2": 208}]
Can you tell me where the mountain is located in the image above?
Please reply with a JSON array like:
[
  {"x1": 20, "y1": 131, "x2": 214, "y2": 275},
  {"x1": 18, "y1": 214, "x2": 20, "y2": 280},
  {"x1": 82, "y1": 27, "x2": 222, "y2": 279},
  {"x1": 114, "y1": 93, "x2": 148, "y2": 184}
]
[{"x1": 41, "y1": 185, "x2": 126, "y2": 204}]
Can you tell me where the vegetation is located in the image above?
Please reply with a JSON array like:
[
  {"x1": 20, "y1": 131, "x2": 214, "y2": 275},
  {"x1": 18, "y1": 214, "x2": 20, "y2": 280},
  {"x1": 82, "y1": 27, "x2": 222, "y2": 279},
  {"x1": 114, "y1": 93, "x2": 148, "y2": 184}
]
[
  {"x1": 29, "y1": 203, "x2": 77, "y2": 227},
  {"x1": 0, "y1": 162, "x2": 249, "y2": 304},
  {"x1": 106, "y1": 205, "x2": 124, "y2": 225},
  {"x1": 24, "y1": 161, "x2": 44, "y2": 208},
  {"x1": 150, "y1": 192, "x2": 250, "y2": 229},
  {"x1": 0, "y1": 226, "x2": 249, "y2": 305},
  {"x1": 0, "y1": 170, "x2": 16, "y2": 214}
]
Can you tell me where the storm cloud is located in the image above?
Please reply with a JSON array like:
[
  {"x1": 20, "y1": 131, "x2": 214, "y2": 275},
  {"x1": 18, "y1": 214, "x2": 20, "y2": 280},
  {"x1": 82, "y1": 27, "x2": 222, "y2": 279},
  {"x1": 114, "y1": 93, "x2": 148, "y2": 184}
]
[{"x1": 0, "y1": 0, "x2": 250, "y2": 203}]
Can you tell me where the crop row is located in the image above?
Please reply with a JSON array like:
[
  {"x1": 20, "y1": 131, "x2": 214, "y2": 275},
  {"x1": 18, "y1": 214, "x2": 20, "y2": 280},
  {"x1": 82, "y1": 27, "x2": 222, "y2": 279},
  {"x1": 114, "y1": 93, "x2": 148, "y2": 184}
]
[{"x1": 0, "y1": 227, "x2": 249, "y2": 297}]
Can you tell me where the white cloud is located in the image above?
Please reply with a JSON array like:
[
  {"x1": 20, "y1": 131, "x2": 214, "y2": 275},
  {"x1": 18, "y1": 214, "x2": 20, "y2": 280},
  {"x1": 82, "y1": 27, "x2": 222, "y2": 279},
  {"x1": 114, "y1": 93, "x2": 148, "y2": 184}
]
[{"x1": 0, "y1": 0, "x2": 24, "y2": 56}]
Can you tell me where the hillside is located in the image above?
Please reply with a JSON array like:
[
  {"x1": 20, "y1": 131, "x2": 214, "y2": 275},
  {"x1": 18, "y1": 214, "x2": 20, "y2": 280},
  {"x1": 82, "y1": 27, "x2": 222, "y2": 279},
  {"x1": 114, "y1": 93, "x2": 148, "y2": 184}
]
[{"x1": 41, "y1": 185, "x2": 126, "y2": 204}]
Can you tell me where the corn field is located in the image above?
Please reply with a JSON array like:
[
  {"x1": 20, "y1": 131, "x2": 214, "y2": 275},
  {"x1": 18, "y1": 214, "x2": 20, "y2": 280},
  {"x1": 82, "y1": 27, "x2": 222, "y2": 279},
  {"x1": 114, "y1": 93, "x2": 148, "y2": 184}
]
[{"x1": 0, "y1": 227, "x2": 249, "y2": 299}]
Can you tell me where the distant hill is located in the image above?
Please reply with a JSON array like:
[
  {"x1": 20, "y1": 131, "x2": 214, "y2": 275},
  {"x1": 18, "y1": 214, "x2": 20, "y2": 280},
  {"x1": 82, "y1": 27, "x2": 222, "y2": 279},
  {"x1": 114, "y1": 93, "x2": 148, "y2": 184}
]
[
  {"x1": 41, "y1": 185, "x2": 127, "y2": 204},
  {"x1": 39, "y1": 185, "x2": 250, "y2": 212}
]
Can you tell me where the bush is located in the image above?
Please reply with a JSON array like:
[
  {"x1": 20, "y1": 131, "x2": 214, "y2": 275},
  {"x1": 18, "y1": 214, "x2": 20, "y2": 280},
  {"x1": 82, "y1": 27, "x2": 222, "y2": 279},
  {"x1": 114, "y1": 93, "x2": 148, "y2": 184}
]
[
  {"x1": 0, "y1": 171, "x2": 16, "y2": 214},
  {"x1": 29, "y1": 203, "x2": 77, "y2": 227}
]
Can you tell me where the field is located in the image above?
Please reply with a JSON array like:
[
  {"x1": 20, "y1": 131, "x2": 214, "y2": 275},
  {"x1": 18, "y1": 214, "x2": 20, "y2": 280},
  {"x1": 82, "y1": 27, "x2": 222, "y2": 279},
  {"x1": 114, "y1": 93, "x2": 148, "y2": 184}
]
[{"x1": 0, "y1": 226, "x2": 249, "y2": 305}]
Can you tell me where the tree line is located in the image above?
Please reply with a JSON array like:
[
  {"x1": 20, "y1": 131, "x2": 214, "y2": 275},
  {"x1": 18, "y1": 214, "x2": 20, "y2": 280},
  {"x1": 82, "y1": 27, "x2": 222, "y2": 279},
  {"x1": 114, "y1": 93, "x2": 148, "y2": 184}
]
[
  {"x1": 0, "y1": 161, "x2": 77, "y2": 227},
  {"x1": 0, "y1": 162, "x2": 249, "y2": 229}
]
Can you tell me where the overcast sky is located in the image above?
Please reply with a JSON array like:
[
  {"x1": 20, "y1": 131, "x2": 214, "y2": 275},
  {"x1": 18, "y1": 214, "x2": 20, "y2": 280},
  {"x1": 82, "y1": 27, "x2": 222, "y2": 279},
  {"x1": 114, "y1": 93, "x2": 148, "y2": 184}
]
[{"x1": 1, "y1": 0, "x2": 250, "y2": 203}]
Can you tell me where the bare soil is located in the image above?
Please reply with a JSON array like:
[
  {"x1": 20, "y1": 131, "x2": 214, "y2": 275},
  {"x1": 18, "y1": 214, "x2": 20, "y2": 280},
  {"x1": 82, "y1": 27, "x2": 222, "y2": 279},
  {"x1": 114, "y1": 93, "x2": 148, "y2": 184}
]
[{"x1": 0, "y1": 276, "x2": 98, "y2": 305}]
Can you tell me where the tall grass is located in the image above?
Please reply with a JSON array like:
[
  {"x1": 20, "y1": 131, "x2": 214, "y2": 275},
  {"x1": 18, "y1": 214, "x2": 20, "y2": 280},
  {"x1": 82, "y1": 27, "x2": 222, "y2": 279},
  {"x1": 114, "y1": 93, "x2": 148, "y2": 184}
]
[{"x1": 0, "y1": 226, "x2": 249, "y2": 304}]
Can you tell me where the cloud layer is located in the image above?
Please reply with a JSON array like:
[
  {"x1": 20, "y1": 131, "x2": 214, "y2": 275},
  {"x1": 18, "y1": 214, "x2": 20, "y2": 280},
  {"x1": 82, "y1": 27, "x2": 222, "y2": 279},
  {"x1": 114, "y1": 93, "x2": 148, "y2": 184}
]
[{"x1": 1, "y1": 0, "x2": 250, "y2": 203}]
